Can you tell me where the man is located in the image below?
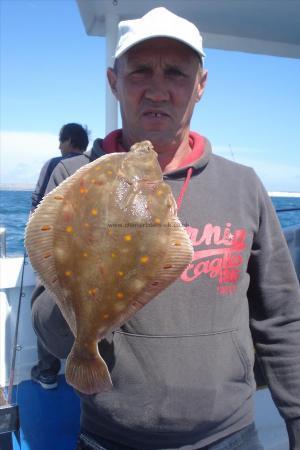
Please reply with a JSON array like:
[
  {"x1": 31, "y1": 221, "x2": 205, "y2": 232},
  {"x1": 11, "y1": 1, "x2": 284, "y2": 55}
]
[
  {"x1": 31, "y1": 123, "x2": 89, "y2": 211},
  {"x1": 31, "y1": 123, "x2": 89, "y2": 389},
  {"x1": 31, "y1": 7, "x2": 300, "y2": 449}
]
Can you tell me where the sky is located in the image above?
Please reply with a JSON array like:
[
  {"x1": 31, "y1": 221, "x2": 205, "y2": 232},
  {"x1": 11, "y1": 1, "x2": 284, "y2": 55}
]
[{"x1": 1, "y1": 0, "x2": 300, "y2": 192}]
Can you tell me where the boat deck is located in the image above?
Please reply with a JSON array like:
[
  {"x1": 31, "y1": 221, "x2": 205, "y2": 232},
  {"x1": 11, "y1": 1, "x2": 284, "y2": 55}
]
[
  {"x1": 6, "y1": 375, "x2": 80, "y2": 450},
  {"x1": 1, "y1": 377, "x2": 289, "y2": 450}
]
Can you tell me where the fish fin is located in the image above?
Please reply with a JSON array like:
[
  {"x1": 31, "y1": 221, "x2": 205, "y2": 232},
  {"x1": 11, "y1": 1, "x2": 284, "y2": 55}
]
[
  {"x1": 65, "y1": 340, "x2": 112, "y2": 394},
  {"x1": 155, "y1": 216, "x2": 194, "y2": 281},
  {"x1": 25, "y1": 158, "x2": 116, "y2": 331},
  {"x1": 24, "y1": 154, "x2": 123, "y2": 309},
  {"x1": 25, "y1": 179, "x2": 75, "y2": 325},
  {"x1": 136, "y1": 218, "x2": 193, "y2": 300}
]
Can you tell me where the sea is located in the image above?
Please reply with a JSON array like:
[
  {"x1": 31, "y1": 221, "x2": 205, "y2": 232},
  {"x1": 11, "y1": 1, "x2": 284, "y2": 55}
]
[{"x1": 0, "y1": 190, "x2": 300, "y2": 256}]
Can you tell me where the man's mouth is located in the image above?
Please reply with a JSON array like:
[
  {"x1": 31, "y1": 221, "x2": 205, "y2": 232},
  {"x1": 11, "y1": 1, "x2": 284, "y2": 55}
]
[{"x1": 143, "y1": 111, "x2": 168, "y2": 118}]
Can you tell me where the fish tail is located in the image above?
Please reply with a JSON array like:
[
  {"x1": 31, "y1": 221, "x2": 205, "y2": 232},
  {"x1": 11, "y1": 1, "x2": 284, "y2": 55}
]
[{"x1": 65, "y1": 340, "x2": 112, "y2": 394}]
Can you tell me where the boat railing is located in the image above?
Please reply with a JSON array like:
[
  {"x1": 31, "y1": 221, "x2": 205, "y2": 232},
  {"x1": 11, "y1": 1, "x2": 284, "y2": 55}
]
[
  {"x1": 283, "y1": 224, "x2": 300, "y2": 281},
  {"x1": 0, "y1": 227, "x2": 6, "y2": 258},
  {"x1": 0, "y1": 254, "x2": 37, "y2": 388}
]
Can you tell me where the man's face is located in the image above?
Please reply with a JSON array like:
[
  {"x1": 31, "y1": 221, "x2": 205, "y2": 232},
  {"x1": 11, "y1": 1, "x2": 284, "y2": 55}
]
[{"x1": 107, "y1": 38, "x2": 207, "y2": 152}]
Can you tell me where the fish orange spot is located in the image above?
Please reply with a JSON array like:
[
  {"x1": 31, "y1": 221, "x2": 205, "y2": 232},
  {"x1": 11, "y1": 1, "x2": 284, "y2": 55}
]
[
  {"x1": 108, "y1": 230, "x2": 113, "y2": 235},
  {"x1": 117, "y1": 271, "x2": 124, "y2": 277},
  {"x1": 124, "y1": 234, "x2": 132, "y2": 241},
  {"x1": 79, "y1": 179, "x2": 87, "y2": 192},
  {"x1": 154, "y1": 218, "x2": 161, "y2": 224},
  {"x1": 84, "y1": 222, "x2": 90, "y2": 228},
  {"x1": 91, "y1": 208, "x2": 98, "y2": 216},
  {"x1": 140, "y1": 256, "x2": 149, "y2": 264},
  {"x1": 107, "y1": 170, "x2": 113, "y2": 175},
  {"x1": 82, "y1": 252, "x2": 88, "y2": 257},
  {"x1": 116, "y1": 292, "x2": 124, "y2": 299},
  {"x1": 156, "y1": 190, "x2": 163, "y2": 196},
  {"x1": 164, "y1": 264, "x2": 172, "y2": 269},
  {"x1": 54, "y1": 195, "x2": 64, "y2": 200},
  {"x1": 95, "y1": 166, "x2": 101, "y2": 171},
  {"x1": 65, "y1": 271, "x2": 72, "y2": 277},
  {"x1": 173, "y1": 241, "x2": 181, "y2": 246},
  {"x1": 43, "y1": 252, "x2": 51, "y2": 259},
  {"x1": 66, "y1": 226, "x2": 73, "y2": 233},
  {"x1": 103, "y1": 314, "x2": 109, "y2": 319},
  {"x1": 111, "y1": 252, "x2": 117, "y2": 258},
  {"x1": 88, "y1": 288, "x2": 98, "y2": 296},
  {"x1": 41, "y1": 225, "x2": 51, "y2": 231}
]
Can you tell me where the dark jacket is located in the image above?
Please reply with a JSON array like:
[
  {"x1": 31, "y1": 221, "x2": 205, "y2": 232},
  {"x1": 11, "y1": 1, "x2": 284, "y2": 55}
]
[{"x1": 31, "y1": 153, "x2": 83, "y2": 211}]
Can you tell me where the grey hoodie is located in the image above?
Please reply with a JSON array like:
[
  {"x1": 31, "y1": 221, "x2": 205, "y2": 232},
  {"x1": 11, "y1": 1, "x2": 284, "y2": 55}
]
[{"x1": 44, "y1": 132, "x2": 300, "y2": 449}]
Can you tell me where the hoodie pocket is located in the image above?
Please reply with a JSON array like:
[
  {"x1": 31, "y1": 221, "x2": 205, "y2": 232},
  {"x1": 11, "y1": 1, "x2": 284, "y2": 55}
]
[
  {"x1": 103, "y1": 328, "x2": 255, "y2": 433},
  {"x1": 231, "y1": 330, "x2": 254, "y2": 387}
]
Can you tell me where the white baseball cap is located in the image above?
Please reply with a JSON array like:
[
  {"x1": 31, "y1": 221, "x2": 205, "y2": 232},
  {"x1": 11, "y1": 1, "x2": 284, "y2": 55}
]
[{"x1": 114, "y1": 7, "x2": 206, "y2": 60}]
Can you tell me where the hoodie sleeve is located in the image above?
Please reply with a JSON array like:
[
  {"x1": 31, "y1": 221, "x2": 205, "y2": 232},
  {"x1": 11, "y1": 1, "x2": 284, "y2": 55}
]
[
  {"x1": 44, "y1": 160, "x2": 71, "y2": 194},
  {"x1": 31, "y1": 160, "x2": 52, "y2": 211},
  {"x1": 43, "y1": 140, "x2": 104, "y2": 195},
  {"x1": 44, "y1": 154, "x2": 91, "y2": 195},
  {"x1": 247, "y1": 178, "x2": 300, "y2": 449}
]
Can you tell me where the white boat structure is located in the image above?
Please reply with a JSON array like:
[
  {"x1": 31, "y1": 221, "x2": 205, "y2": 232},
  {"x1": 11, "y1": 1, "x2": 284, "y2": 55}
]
[{"x1": 0, "y1": 1, "x2": 299, "y2": 449}]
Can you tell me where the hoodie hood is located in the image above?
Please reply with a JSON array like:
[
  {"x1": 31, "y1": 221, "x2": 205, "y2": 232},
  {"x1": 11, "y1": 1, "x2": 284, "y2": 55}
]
[{"x1": 165, "y1": 133, "x2": 211, "y2": 179}]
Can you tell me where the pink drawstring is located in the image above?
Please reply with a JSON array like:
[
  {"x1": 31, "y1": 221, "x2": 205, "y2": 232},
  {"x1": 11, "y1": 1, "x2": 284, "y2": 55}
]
[{"x1": 176, "y1": 167, "x2": 193, "y2": 211}]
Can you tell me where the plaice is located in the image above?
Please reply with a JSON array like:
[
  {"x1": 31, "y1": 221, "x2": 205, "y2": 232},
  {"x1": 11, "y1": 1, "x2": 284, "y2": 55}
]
[{"x1": 25, "y1": 141, "x2": 194, "y2": 394}]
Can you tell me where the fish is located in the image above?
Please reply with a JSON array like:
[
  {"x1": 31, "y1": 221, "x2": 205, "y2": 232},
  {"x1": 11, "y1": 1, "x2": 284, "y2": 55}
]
[{"x1": 25, "y1": 141, "x2": 193, "y2": 394}]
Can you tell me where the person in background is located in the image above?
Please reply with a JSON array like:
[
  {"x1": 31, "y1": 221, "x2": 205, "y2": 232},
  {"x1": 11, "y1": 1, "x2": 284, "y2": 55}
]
[
  {"x1": 30, "y1": 123, "x2": 89, "y2": 389},
  {"x1": 31, "y1": 7, "x2": 300, "y2": 450},
  {"x1": 31, "y1": 123, "x2": 89, "y2": 211}
]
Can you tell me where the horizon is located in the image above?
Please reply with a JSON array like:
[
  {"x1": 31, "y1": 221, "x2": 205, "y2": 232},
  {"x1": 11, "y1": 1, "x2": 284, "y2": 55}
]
[
  {"x1": 1, "y1": 1, "x2": 300, "y2": 193},
  {"x1": 1, "y1": 184, "x2": 300, "y2": 198}
]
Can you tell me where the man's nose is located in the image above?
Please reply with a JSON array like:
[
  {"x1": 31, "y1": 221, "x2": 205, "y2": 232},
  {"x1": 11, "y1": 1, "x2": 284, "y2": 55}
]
[{"x1": 144, "y1": 77, "x2": 169, "y2": 102}]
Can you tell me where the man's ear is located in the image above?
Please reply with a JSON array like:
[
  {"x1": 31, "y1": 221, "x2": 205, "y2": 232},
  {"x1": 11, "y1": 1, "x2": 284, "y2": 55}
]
[
  {"x1": 195, "y1": 69, "x2": 208, "y2": 102},
  {"x1": 107, "y1": 68, "x2": 118, "y2": 99}
]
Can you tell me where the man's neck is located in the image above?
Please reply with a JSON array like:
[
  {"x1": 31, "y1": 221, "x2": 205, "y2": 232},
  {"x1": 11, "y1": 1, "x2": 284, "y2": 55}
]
[
  {"x1": 158, "y1": 141, "x2": 193, "y2": 173},
  {"x1": 149, "y1": 136, "x2": 193, "y2": 173}
]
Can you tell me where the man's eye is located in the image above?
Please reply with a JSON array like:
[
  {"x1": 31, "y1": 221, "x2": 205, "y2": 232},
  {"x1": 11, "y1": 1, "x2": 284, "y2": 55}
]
[
  {"x1": 166, "y1": 69, "x2": 185, "y2": 77},
  {"x1": 131, "y1": 68, "x2": 149, "y2": 75}
]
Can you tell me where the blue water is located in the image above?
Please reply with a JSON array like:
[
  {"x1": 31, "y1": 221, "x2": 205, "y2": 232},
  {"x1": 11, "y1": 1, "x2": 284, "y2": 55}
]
[
  {"x1": 0, "y1": 190, "x2": 32, "y2": 256},
  {"x1": 0, "y1": 190, "x2": 300, "y2": 256},
  {"x1": 272, "y1": 197, "x2": 300, "y2": 228}
]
